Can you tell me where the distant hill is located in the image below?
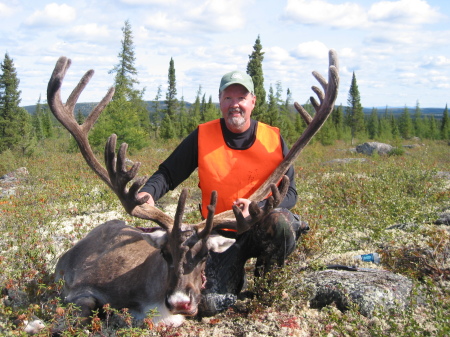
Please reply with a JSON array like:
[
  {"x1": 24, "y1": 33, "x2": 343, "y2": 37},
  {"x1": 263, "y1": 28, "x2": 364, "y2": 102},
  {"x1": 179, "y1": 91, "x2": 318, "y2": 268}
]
[
  {"x1": 362, "y1": 107, "x2": 445, "y2": 118},
  {"x1": 23, "y1": 102, "x2": 445, "y2": 119},
  {"x1": 23, "y1": 101, "x2": 169, "y2": 115}
]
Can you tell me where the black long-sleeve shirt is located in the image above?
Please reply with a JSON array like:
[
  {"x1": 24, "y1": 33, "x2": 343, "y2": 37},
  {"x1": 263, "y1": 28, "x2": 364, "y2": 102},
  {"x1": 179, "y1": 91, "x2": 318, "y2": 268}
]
[{"x1": 140, "y1": 119, "x2": 297, "y2": 209}]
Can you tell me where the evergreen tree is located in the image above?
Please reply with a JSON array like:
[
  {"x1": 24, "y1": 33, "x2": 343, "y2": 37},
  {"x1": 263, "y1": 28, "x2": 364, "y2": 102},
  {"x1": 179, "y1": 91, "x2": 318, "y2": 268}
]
[
  {"x1": 0, "y1": 53, "x2": 24, "y2": 152},
  {"x1": 203, "y1": 95, "x2": 219, "y2": 122},
  {"x1": 33, "y1": 95, "x2": 45, "y2": 140},
  {"x1": 160, "y1": 114, "x2": 175, "y2": 139},
  {"x1": 398, "y1": 105, "x2": 413, "y2": 139},
  {"x1": 159, "y1": 57, "x2": 178, "y2": 139},
  {"x1": 109, "y1": 20, "x2": 139, "y2": 100},
  {"x1": 265, "y1": 85, "x2": 279, "y2": 127},
  {"x1": 441, "y1": 104, "x2": 449, "y2": 140},
  {"x1": 427, "y1": 115, "x2": 439, "y2": 140},
  {"x1": 150, "y1": 85, "x2": 163, "y2": 138},
  {"x1": 188, "y1": 86, "x2": 201, "y2": 132},
  {"x1": 16, "y1": 108, "x2": 36, "y2": 156},
  {"x1": 280, "y1": 88, "x2": 297, "y2": 145},
  {"x1": 41, "y1": 105, "x2": 54, "y2": 138},
  {"x1": 177, "y1": 96, "x2": 189, "y2": 139},
  {"x1": 200, "y1": 93, "x2": 207, "y2": 123},
  {"x1": 75, "y1": 109, "x2": 85, "y2": 125},
  {"x1": 331, "y1": 104, "x2": 344, "y2": 139},
  {"x1": 367, "y1": 108, "x2": 379, "y2": 139},
  {"x1": 90, "y1": 20, "x2": 149, "y2": 150},
  {"x1": 413, "y1": 101, "x2": 424, "y2": 138},
  {"x1": 165, "y1": 57, "x2": 178, "y2": 120},
  {"x1": 346, "y1": 72, "x2": 365, "y2": 144},
  {"x1": 247, "y1": 35, "x2": 266, "y2": 119},
  {"x1": 390, "y1": 113, "x2": 400, "y2": 140},
  {"x1": 378, "y1": 107, "x2": 392, "y2": 141}
]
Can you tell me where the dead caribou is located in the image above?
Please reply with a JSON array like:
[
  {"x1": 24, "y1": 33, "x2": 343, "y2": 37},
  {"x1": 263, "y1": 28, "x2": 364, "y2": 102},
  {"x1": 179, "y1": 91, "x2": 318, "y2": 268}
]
[{"x1": 49, "y1": 50, "x2": 339, "y2": 326}]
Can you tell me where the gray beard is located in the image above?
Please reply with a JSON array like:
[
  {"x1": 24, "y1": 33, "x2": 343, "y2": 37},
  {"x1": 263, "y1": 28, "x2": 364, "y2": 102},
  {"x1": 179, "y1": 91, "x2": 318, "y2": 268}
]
[{"x1": 227, "y1": 109, "x2": 246, "y2": 129}]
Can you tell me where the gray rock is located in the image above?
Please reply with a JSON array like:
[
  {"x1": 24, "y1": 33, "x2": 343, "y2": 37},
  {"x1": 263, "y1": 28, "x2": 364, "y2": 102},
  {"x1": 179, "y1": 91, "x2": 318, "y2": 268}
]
[
  {"x1": 356, "y1": 142, "x2": 393, "y2": 156},
  {"x1": 302, "y1": 269, "x2": 413, "y2": 317}
]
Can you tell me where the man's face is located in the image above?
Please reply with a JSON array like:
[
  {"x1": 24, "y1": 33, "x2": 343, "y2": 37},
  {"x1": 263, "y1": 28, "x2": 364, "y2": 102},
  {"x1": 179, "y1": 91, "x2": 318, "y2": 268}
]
[{"x1": 219, "y1": 84, "x2": 256, "y2": 133}]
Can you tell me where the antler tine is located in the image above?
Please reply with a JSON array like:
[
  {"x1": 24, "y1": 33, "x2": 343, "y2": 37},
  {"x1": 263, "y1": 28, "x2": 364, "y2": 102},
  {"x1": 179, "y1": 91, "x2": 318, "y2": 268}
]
[
  {"x1": 294, "y1": 102, "x2": 312, "y2": 125},
  {"x1": 173, "y1": 188, "x2": 188, "y2": 236},
  {"x1": 198, "y1": 191, "x2": 217, "y2": 239}
]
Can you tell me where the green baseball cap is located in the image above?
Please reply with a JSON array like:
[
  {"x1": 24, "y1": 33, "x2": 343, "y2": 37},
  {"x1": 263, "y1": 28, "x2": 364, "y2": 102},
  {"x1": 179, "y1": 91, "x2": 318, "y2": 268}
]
[{"x1": 219, "y1": 71, "x2": 254, "y2": 95}]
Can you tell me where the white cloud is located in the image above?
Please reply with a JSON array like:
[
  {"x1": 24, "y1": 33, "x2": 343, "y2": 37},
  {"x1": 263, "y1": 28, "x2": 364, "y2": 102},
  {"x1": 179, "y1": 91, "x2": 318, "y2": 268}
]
[
  {"x1": 25, "y1": 3, "x2": 76, "y2": 27},
  {"x1": 144, "y1": 0, "x2": 246, "y2": 33},
  {"x1": 187, "y1": 0, "x2": 246, "y2": 31},
  {"x1": 66, "y1": 24, "x2": 110, "y2": 41},
  {"x1": 283, "y1": 0, "x2": 445, "y2": 30},
  {"x1": 0, "y1": 2, "x2": 15, "y2": 17},
  {"x1": 368, "y1": 0, "x2": 444, "y2": 26},
  {"x1": 145, "y1": 11, "x2": 190, "y2": 31},
  {"x1": 282, "y1": 0, "x2": 369, "y2": 29},
  {"x1": 421, "y1": 56, "x2": 450, "y2": 68},
  {"x1": 291, "y1": 40, "x2": 329, "y2": 59}
]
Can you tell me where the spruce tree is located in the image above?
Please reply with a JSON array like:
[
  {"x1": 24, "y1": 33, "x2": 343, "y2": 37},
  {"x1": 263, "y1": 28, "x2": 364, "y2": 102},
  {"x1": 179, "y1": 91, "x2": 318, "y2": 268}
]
[
  {"x1": 413, "y1": 101, "x2": 424, "y2": 138},
  {"x1": 0, "y1": 53, "x2": 26, "y2": 152},
  {"x1": 203, "y1": 95, "x2": 219, "y2": 122},
  {"x1": 265, "y1": 85, "x2": 279, "y2": 127},
  {"x1": 188, "y1": 86, "x2": 201, "y2": 132},
  {"x1": 90, "y1": 20, "x2": 149, "y2": 151},
  {"x1": 331, "y1": 104, "x2": 344, "y2": 140},
  {"x1": 150, "y1": 85, "x2": 163, "y2": 138},
  {"x1": 346, "y1": 72, "x2": 365, "y2": 144},
  {"x1": 177, "y1": 96, "x2": 189, "y2": 138},
  {"x1": 280, "y1": 88, "x2": 297, "y2": 144},
  {"x1": 165, "y1": 58, "x2": 178, "y2": 120},
  {"x1": 247, "y1": 35, "x2": 266, "y2": 119},
  {"x1": 367, "y1": 108, "x2": 379, "y2": 139},
  {"x1": 441, "y1": 104, "x2": 450, "y2": 140},
  {"x1": 398, "y1": 105, "x2": 413, "y2": 139},
  {"x1": 109, "y1": 20, "x2": 139, "y2": 100},
  {"x1": 33, "y1": 95, "x2": 45, "y2": 140}
]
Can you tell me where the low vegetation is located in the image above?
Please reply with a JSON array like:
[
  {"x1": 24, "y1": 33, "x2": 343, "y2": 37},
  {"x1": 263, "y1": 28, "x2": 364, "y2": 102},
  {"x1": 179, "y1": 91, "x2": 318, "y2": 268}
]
[{"x1": 0, "y1": 137, "x2": 449, "y2": 336}]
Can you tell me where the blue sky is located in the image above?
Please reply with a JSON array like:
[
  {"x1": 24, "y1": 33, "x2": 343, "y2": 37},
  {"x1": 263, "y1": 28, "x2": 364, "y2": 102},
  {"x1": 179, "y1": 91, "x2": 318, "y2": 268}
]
[{"x1": 1, "y1": 0, "x2": 450, "y2": 109}]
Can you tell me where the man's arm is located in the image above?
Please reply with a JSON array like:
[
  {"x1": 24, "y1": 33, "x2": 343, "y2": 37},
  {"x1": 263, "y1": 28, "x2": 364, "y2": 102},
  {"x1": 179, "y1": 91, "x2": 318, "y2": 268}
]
[{"x1": 138, "y1": 129, "x2": 199, "y2": 203}]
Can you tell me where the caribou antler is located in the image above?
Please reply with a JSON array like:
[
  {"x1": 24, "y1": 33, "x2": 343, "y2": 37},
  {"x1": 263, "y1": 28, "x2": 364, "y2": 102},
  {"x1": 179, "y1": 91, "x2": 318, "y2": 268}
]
[{"x1": 47, "y1": 57, "x2": 173, "y2": 229}]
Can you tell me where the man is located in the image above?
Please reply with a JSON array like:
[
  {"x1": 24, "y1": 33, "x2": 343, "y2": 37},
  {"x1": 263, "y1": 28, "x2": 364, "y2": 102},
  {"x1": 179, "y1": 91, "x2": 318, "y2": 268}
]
[{"x1": 138, "y1": 70, "x2": 307, "y2": 316}]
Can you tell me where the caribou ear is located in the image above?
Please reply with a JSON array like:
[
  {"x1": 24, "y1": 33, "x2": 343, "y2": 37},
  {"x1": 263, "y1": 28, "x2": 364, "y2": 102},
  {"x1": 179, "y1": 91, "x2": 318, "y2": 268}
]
[
  {"x1": 141, "y1": 230, "x2": 168, "y2": 249},
  {"x1": 206, "y1": 235, "x2": 235, "y2": 253}
]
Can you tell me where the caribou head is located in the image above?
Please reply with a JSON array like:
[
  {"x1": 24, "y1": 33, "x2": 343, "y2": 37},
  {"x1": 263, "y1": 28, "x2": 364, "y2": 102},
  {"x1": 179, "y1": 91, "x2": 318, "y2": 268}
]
[{"x1": 49, "y1": 50, "x2": 339, "y2": 326}]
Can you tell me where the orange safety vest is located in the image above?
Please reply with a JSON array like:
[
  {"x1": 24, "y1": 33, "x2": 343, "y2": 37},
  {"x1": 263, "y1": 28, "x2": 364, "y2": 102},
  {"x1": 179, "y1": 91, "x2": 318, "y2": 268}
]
[{"x1": 198, "y1": 119, "x2": 284, "y2": 218}]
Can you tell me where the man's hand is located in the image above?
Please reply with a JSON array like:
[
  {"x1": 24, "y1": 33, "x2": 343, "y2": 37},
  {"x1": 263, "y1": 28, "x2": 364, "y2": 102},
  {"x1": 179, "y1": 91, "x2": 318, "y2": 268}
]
[
  {"x1": 137, "y1": 192, "x2": 155, "y2": 206},
  {"x1": 233, "y1": 198, "x2": 251, "y2": 218}
]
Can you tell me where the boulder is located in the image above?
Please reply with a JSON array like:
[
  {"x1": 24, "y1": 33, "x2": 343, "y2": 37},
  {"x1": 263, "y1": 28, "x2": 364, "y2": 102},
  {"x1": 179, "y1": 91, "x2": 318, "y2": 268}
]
[
  {"x1": 301, "y1": 269, "x2": 413, "y2": 317},
  {"x1": 356, "y1": 142, "x2": 393, "y2": 156}
]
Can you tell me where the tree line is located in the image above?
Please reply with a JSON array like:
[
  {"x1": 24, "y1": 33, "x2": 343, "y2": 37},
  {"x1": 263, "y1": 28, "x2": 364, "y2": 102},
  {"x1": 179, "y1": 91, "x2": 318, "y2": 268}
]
[{"x1": 1, "y1": 20, "x2": 449, "y2": 156}]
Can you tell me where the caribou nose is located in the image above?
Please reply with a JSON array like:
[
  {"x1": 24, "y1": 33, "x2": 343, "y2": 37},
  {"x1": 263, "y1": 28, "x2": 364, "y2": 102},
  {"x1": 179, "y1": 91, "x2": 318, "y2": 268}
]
[{"x1": 166, "y1": 292, "x2": 195, "y2": 314}]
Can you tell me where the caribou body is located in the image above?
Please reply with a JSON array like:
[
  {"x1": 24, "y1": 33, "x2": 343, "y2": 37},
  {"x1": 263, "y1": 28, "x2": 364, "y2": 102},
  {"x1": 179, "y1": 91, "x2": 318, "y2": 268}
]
[{"x1": 49, "y1": 50, "x2": 339, "y2": 326}]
